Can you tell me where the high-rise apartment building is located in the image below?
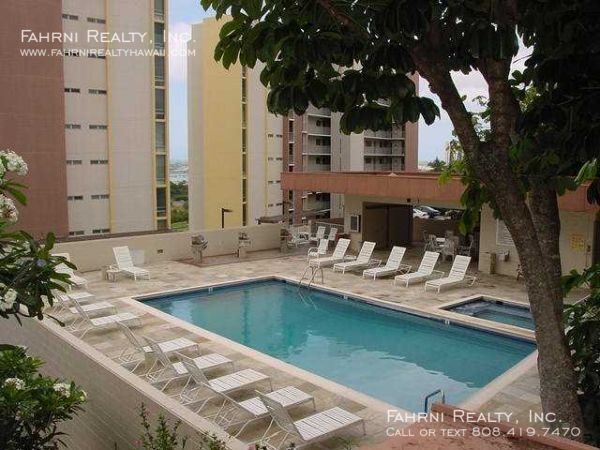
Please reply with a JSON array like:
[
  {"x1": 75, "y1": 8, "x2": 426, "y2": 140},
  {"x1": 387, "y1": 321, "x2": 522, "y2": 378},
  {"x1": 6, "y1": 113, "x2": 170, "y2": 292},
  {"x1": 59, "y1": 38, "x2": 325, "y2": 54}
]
[
  {"x1": 187, "y1": 18, "x2": 418, "y2": 228},
  {"x1": 0, "y1": 0, "x2": 169, "y2": 238},
  {"x1": 187, "y1": 19, "x2": 283, "y2": 230},
  {"x1": 282, "y1": 100, "x2": 419, "y2": 224}
]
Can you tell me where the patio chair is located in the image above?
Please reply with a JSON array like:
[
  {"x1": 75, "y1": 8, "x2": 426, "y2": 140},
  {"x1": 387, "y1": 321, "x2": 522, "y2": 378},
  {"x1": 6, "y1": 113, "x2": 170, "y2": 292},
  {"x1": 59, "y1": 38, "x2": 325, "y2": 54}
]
[
  {"x1": 308, "y1": 238, "x2": 350, "y2": 268},
  {"x1": 176, "y1": 353, "x2": 272, "y2": 411},
  {"x1": 112, "y1": 246, "x2": 150, "y2": 280},
  {"x1": 258, "y1": 392, "x2": 365, "y2": 450},
  {"x1": 308, "y1": 226, "x2": 326, "y2": 244},
  {"x1": 51, "y1": 290, "x2": 96, "y2": 314},
  {"x1": 424, "y1": 255, "x2": 476, "y2": 293},
  {"x1": 333, "y1": 241, "x2": 378, "y2": 273},
  {"x1": 207, "y1": 385, "x2": 315, "y2": 438},
  {"x1": 326, "y1": 226, "x2": 338, "y2": 242},
  {"x1": 113, "y1": 323, "x2": 198, "y2": 371},
  {"x1": 143, "y1": 338, "x2": 233, "y2": 392},
  {"x1": 307, "y1": 239, "x2": 328, "y2": 261},
  {"x1": 68, "y1": 299, "x2": 142, "y2": 338},
  {"x1": 53, "y1": 252, "x2": 88, "y2": 289},
  {"x1": 362, "y1": 246, "x2": 411, "y2": 280},
  {"x1": 394, "y1": 251, "x2": 443, "y2": 287}
]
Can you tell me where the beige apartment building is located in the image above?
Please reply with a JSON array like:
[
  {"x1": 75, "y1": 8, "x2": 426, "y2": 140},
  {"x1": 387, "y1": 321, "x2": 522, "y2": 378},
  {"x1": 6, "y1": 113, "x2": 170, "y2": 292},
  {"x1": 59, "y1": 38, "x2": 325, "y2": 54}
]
[
  {"x1": 283, "y1": 102, "x2": 419, "y2": 223},
  {"x1": 187, "y1": 18, "x2": 284, "y2": 230},
  {"x1": 188, "y1": 18, "x2": 419, "y2": 228},
  {"x1": 0, "y1": 0, "x2": 169, "y2": 238}
]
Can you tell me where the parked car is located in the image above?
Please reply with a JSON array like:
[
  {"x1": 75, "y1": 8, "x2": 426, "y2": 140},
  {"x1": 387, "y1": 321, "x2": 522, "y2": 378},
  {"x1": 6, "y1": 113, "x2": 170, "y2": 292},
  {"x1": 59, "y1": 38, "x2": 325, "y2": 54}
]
[
  {"x1": 413, "y1": 208, "x2": 429, "y2": 219},
  {"x1": 417, "y1": 206, "x2": 440, "y2": 218}
]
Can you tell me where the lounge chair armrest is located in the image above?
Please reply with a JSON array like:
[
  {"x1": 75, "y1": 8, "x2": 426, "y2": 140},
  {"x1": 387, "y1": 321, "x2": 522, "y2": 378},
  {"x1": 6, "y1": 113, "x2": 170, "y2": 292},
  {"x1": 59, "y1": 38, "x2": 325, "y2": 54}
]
[
  {"x1": 399, "y1": 264, "x2": 412, "y2": 274},
  {"x1": 466, "y1": 275, "x2": 477, "y2": 285}
]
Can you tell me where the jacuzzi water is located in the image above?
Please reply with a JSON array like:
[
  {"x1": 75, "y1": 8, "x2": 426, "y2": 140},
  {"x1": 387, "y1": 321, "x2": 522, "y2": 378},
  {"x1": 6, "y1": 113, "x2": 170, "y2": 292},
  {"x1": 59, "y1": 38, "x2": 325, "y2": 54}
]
[
  {"x1": 448, "y1": 298, "x2": 534, "y2": 331},
  {"x1": 144, "y1": 280, "x2": 535, "y2": 411}
]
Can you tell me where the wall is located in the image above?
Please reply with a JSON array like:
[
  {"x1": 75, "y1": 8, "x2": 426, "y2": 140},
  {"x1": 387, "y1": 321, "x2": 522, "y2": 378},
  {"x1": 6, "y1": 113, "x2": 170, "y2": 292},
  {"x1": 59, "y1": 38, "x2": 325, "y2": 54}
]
[
  {"x1": 0, "y1": 318, "x2": 245, "y2": 450},
  {"x1": 0, "y1": 0, "x2": 69, "y2": 239},
  {"x1": 478, "y1": 206, "x2": 596, "y2": 276},
  {"x1": 54, "y1": 223, "x2": 282, "y2": 272},
  {"x1": 188, "y1": 18, "x2": 243, "y2": 230}
]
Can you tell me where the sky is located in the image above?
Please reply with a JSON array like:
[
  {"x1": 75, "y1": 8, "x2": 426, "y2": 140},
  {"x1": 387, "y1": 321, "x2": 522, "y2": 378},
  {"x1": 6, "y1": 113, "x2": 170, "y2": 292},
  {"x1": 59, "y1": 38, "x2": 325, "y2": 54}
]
[{"x1": 167, "y1": 1, "x2": 494, "y2": 163}]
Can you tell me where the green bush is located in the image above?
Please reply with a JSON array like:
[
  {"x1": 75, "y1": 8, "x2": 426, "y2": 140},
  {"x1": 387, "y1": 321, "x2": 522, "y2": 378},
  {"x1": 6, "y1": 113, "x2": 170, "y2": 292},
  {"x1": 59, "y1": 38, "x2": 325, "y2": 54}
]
[
  {"x1": 0, "y1": 346, "x2": 86, "y2": 449},
  {"x1": 564, "y1": 264, "x2": 600, "y2": 445}
]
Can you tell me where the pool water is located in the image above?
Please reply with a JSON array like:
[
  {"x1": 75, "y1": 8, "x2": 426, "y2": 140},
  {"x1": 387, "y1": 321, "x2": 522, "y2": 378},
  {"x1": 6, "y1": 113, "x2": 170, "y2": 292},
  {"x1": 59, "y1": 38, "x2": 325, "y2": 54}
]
[
  {"x1": 448, "y1": 299, "x2": 534, "y2": 330},
  {"x1": 144, "y1": 280, "x2": 535, "y2": 412}
]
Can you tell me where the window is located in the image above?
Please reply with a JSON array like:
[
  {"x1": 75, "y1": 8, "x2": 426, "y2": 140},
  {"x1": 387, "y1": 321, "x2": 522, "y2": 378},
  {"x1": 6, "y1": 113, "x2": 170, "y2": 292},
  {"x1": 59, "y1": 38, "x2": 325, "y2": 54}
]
[
  {"x1": 155, "y1": 56, "x2": 165, "y2": 86},
  {"x1": 90, "y1": 159, "x2": 108, "y2": 165},
  {"x1": 156, "y1": 188, "x2": 167, "y2": 217},
  {"x1": 69, "y1": 230, "x2": 85, "y2": 236},
  {"x1": 316, "y1": 157, "x2": 321, "y2": 164},
  {"x1": 66, "y1": 160, "x2": 82, "y2": 165},
  {"x1": 64, "y1": 87, "x2": 80, "y2": 93},
  {"x1": 89, "y1": 124, "x2": 108, "y2": 130},
  {"x1": 365, "y1": 157, "x2": 372, "y2": 164},
  {"x1": 350, "y1": 214, "x2": 361, "y2": 233},
  {"x1": 316, "y1": 138, "x2": 321, "y2": 146},
  {"x1": 91, "y1": 194, "x2": 109, "y2": 200},
  {"x1": 155, "y1": 89, "x2": 165, "y2": 119},
  {"x1": 154, "y1": 23, "x2": 165, "y2": 49},
  {"x1": 242, "y1": 129, "x2": 247, "y2": 151},
  {"x1": 87, "y1": 17, "x2": 106, "y2": 24},
  {"x1": 242, "y1": 179, "x2": 247, "y2": 202},
  {"x1": 88, "y1": 89, "x2": 107, "y2": 95},
  {"x1": 365, "y1": 140, "x2": 372, "y2": 147},
  {"x1": 288, "y1": 120, "x2": 294, "y2": 133},
  {"x1": 67, "y1": 195, "x2": 83, "y2": 201},
  {"x1": 65, "y1": 124, "x2": 81, "y2": 130},
  {"x1": 154, "y1": 0, "x2": 165, "y2": 19},
  {"x1": 62, "y1": 14, "x2": 78, "y2": 20},
  {"x1": 156, "y1": 154, "x2": 166, "y2": 184},
  {"x1": 155, "y1": 122, "x2": 166, "y2": 151}
]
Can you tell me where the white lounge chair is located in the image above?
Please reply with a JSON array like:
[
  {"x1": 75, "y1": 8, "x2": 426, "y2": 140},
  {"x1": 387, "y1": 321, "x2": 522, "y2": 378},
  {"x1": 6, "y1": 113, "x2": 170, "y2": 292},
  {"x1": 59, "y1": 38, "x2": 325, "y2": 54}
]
[
  {"x1": 68, "y1": 300, "x2": 142, "y2": 337},
  {"x1": 259, "y1": 392, "x2": 365, "y2": 450},
  {"x1": 308, "y1": 226, "x2": 326, "y2": 244},
  {"x1": 333, "y1": 241, "x2": 378, "y2": 273},
  {"x1": 308, "y1": 238, "x2": 350, "y2": 268},
  {"x1": 113, "y1": 323, "x2": 199, "y2": 371},
  {"x1": 51, "y1": 290, "x2": 96, "y2": 314},
  {"x1": 288, "y1": 227, "x2": 310, "y2": 247},
  {"x1": 207, "y1": 385, "x2": 315, "y2": 438},
  {"x1": 362, "y1": 246, "x2": 411, "y2": 280},
  {"x1": 307, "y1": 239, "x2": 328, "y2": 261},
  {"x1": 424, "y1": 255, "x2": 476, "y2": 293},
  {"x1": 112, "y1": 246, "x2": 150, "y2": 280},
  {"x1": 144, "y1": 338, "x2": 234, "y2": 392},
  {"x1": 326, "y1": 227, "x2": 338, "y2": 242},
  {"x1": 53, "y1": 253, "x2": 88, "y2": 289},
  {"x1": 394, "y1": 251, "x2": 442, "y2": 287},
  {"x1": 176, "y1": 353, "x2": 272, "y2": 411}
]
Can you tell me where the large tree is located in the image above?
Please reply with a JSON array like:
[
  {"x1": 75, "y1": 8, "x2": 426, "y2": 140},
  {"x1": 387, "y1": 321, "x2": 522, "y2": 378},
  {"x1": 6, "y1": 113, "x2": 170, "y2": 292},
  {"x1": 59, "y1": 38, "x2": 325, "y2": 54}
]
[{"x1": 199, "y1": 0, "x2": 600, "y2": 433}]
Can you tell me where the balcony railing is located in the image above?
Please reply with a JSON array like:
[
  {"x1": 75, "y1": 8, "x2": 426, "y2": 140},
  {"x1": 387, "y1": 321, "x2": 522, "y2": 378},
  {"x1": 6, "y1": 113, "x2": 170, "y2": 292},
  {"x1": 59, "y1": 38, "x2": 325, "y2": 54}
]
[{"x1": 303, "y1": 146, "x2": 331, "y2": 155}]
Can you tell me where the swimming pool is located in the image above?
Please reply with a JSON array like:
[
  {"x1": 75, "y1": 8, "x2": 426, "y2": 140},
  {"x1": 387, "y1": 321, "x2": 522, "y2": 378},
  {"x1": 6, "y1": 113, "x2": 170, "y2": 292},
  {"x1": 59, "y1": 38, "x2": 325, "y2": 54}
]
[
  {"x1": 143, "y1": 279, "x2": 535, "y2": 412},
  {"x1": 445, "y1": 297, "x2": 534, "y2": 330}
]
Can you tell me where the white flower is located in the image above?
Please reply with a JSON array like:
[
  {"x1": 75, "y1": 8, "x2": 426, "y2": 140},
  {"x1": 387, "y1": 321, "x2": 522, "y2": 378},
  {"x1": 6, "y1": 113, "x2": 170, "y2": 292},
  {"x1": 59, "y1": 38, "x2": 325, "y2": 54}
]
[
  {"x1": 0, "y1": 194, "x2": 18, "y2": 224},
  {"x1": 18, "y1": 304, "x2": 29, "y2": 315},
  {"x1": 0, "y1": 150, "x2": 28, "y2": 176},
  {"x1": 79, "y1": 390, "x2": 87, "y2": 401},
  {"x1": 4, "y1": 377, "x2": 25, "y2": 390},
  {"x1": 53, "y1": 382, "x2": 71, "y2": 396},
  {"x1": 4, "y1": 289, "x2": 17, "y2": 305}
]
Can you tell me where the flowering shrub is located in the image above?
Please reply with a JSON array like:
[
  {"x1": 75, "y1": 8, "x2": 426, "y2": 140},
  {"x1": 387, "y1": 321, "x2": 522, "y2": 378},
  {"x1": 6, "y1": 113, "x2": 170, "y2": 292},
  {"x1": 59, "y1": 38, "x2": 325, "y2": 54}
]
[
  {"x1": 0, "y1": 150, "x2": 72, "y2": 321},
  {"x1": 0, "y1": 346, "x2": 86, "y2": 449}
]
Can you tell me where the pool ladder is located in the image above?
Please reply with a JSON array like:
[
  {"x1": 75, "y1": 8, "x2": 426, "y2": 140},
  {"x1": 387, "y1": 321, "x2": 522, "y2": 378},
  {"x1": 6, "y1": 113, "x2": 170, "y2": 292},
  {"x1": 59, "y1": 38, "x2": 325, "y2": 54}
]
[
  {"x1": 298, "y1": 265, "x2": 323, "y2": 290},
  {"x1": 423, "y1": 389, "x2": 446, "y2": 412}
]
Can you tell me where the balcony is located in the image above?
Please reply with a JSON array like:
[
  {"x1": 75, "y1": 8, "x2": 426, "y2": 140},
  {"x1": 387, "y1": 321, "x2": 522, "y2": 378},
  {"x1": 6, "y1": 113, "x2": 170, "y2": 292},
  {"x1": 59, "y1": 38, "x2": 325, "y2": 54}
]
[{"x1": 303, "y1": 146, "x2": 331, "y2": 155}]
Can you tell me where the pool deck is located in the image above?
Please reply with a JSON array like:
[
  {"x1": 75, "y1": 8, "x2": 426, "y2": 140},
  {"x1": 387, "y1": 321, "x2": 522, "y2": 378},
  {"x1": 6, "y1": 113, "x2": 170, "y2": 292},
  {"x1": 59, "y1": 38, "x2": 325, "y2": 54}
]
[{"x1": 54, "y1": 246, "x2": 587, "y2": 449}]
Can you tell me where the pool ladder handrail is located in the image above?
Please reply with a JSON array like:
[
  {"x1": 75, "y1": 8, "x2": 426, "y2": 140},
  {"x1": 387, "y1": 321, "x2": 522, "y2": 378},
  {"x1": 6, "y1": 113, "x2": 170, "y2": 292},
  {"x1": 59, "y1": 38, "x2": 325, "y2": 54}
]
[
  {"x1": 298, "y1": 264, "x2": 324, "y2": 290},
  {"x1": 423, "y1": 388, "x2": 446, "y2": 412}
]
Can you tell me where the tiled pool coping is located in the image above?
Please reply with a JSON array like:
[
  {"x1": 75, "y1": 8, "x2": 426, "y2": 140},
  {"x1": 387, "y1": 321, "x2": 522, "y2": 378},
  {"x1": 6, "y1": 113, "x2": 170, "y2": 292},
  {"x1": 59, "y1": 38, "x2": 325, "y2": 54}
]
[{"x1": 130, "y1": 275, "x2": 538, "y2": 416}]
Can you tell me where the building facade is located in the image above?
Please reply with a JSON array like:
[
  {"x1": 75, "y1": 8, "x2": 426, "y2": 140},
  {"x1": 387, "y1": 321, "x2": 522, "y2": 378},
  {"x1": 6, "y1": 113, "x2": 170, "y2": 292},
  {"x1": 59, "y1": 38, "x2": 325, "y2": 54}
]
[
  {"x1": 188, "y1": 19, "x2": 283, "y2": 230},
  {"x1": 0, "y1": 0, "x2": 169, "y2": 239},
  {"x1": 282, "y1": 97, "x2": 419, "y2": 224},
  {"x1": 188, "y1": 18, "x2": 420, "y2": 228}
]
